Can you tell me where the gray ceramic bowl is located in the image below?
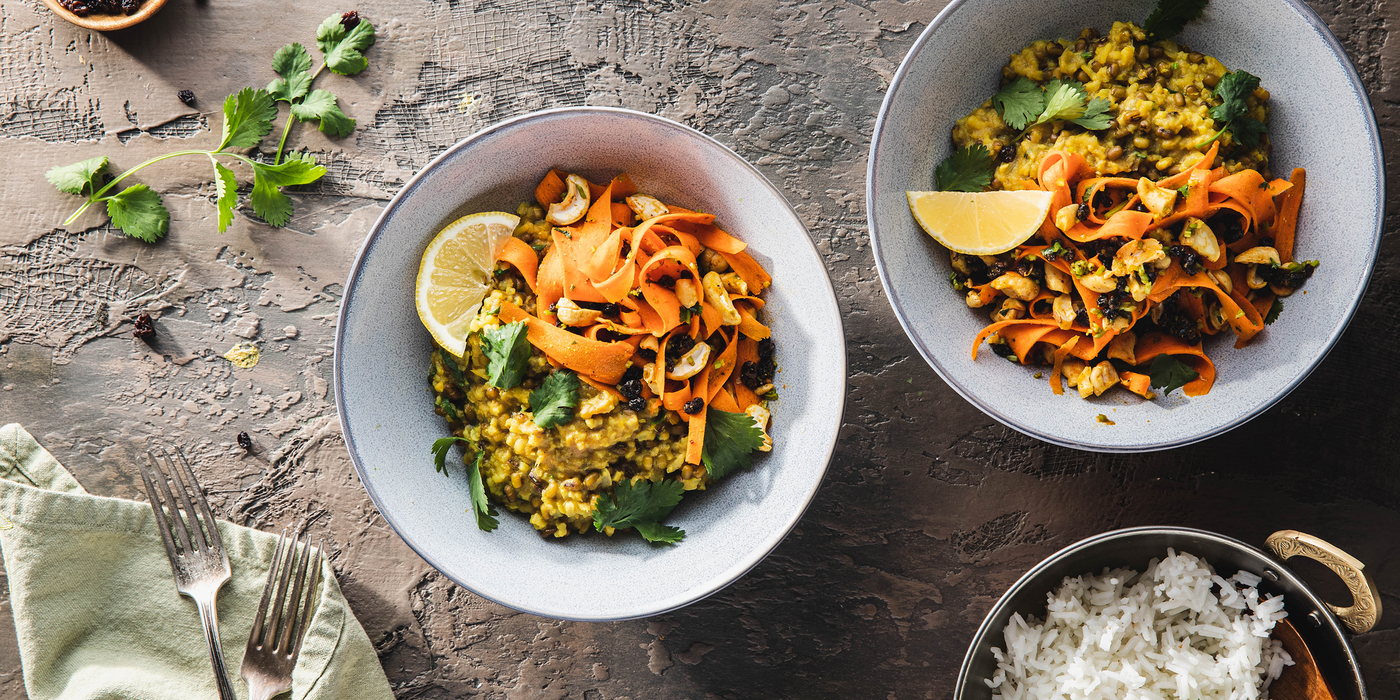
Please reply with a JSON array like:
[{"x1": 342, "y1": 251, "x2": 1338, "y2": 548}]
[
  {"x1": 867, "y1": 0, "x2": 1383, "y2": 452},
  {"x1": 334, "y1": 107, "x2": 845, "y2": 621},
  {"x1": 955, "y1": 527, "x2": 1379, "y2": 700}
]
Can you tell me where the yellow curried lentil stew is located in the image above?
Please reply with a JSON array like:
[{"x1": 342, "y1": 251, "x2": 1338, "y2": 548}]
[{"x1": 953, "y1": 21, "x2": 1271, "y2": 190}]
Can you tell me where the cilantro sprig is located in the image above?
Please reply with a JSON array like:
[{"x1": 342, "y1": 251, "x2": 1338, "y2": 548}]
[
  {"x1": 1264, "y1": 298, "x2": 1283, "y2": 325},
  {"x1": 1143, "y1": 0, "x2": 1209, "y2": 40},
  {"x1": 530, "y1": 370, "x2": 580, "y2": 428},
  {"x1": 1197, "y1": 69, "x2": 1267, "y2": 150},
  {"x1": 593, "y1": 479, "x2": 686, "y2": 544},
  {"x1": 935, "y1": 144, "x2": 995, "y2": 192},
  {"x1": 45, "y1": 13, "x2": 374, "y2": 242},
  {"x1": 1148, "y1": 354, "x2": 1200, "y2": 396},
  {"x1": 701, "y1": 407, "x2": 768, "y2": 480},
  {"x1": 431, "y1": 437, "x2": 500, "y2": 531},
  {"x1": 480, "y1": 321, "x2": 532, "y2": 389}
]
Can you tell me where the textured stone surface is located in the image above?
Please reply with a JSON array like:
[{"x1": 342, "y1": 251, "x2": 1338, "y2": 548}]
[{"x1": 0, "y1": 0, "x2": 1397, "y2": 697}]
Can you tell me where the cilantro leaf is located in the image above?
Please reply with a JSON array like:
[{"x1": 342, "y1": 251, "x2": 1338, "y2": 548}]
[
  {"x1": 990, "y1": 76, "x2": 1044, "y2": 131},
  {"x1": 1199, "y1": 70, "x2": 1266, "y2": 149},
  {"x1": 105, "y1": 185, "x2": 169, "y2": 242},
  {"x1": 1264, "y1": 298, "x2": 1283, "y2": 325},
  {"x1": 480, "y1": 322, "x2": 532, "y2": 389},
  {"x1": 530, "y1": 370, "x2": 580, "y2": 428},
  {"x1": 465, "y1": 447, "x2": 500, "y2": 531},
  {"x1": 1231, "y1": 116, "x2": 1268, "y2": 148},
  {"x1": 46, "y1": 156, "x2": 109, "y2": 196},
  {"x1": 1143, "y1": 0, "x2": 1209, "y2": 39},
  {"x1": 316, "y1": 14, "x2": 376, "y2": 76},
  {"x1": 250, "y1": 178, "x2": 293, "y2": 227},
  {"x1": 701, "y1": 407, "x2": 767, "y2": 480},
  {"x1": 935, "y1": 144, "x2": 994, "y2": 192},
  {"x1": 218, "y1": 87, "x2": 278, "y2": 151},
  {"x1": 593, "y1": 479, "x2": 685, "y2": 544},
  {"x1": 1070, "y1": 97, "x2": 1113, "y2": 130},
  {"x1": 290, "y1": 89, "x2": 355, "y2": 137},
  {"x1": 1148, "y1": 354, "x2": 1200, "y2": 396},
  {"x1": 1035, "y1": 80, "x2": 1089, "y2": 125},
  {"x1": 430, "y1": 437, "x2": 500, "y2": 531},
  {"x1": 431, "y1": 436, "x2": 469, "y2": 476},
  {"x1": 268, "y1": 43, "x2": 314, "y2": 102},
  {"x1": 213, "y1": 161, "x2": 237, "y2": 233}
]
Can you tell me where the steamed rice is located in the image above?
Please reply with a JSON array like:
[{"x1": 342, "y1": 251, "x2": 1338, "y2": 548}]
[{"x1": 987, "y1": 549, "x2": 1293, "y2": 700}]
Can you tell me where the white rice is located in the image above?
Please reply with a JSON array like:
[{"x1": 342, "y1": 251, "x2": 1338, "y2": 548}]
[{"x1": 986, "y1": 549, "x2": 1293, "y2": 700}]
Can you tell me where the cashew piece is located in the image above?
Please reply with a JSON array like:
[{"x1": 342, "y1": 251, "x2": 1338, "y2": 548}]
[
  {"x1": 547, "y1": 174, "x2": 591, "y2": 226},
  {"x1": 555, "y1": 298, "x2": 601, "y2": 327},
  {"x1": 702, "y1": 272, "x2": 741, "y2": 325},
  {"x1": 666, "y1": 342, "x2": 711, "y2": 380},
  {"x1": 625, "y1": 194, "x2": 669, "y2": 221}
]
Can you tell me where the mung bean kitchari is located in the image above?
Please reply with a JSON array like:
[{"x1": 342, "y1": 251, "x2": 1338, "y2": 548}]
[
  {"x1": 906, "y1": 1, "x2": 1317, "y2": 402},
  {"x1": 419, "y1": 170, "x2": 777, "y2": 543}
]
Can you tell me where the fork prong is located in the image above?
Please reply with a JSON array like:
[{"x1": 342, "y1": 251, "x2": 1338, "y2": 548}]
[
  {"x1": 163, "y1": 449, "x2": 211, "y2": 554},
  {"x1": 278, "y1": 537, "x2": 313, "y2": 654},
  {"x1": 171, "y1": 448, "x2": 224, "y2": 554},
  {"x1": 291, "y1": 541, "x2": 320, "y2": 659},
  {"x1": 138, "y1": 457, "x2": 182, "y2": 569},
  {"x1": 250, "y1": 531, "x2": 286, "y2": 650},
  {"x1": 148, "y1": 451, "x2": 194, "y2": 555},
  {"x1": 266, "y1": 532, "x2": 299, "y2": 651}
]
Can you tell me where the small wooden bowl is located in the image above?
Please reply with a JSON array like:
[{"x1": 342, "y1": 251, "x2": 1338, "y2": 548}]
[{"x1": 40, "y1": 0, "x2": 167, "y2": 31}]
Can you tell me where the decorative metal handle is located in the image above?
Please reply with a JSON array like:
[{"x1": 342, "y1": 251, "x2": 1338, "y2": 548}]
[
  {"x1": 1267, "y1": 529, "x2": 1382, "y2": 634},
  {"x1": 195, "y1": 595, "x2": 239, "y2": 700}
]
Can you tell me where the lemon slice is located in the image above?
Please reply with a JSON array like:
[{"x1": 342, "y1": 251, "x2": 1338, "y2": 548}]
[
  {"x1": 906, "y1": 190, "x2": 1054, "y2": 255},
  {"x1": 416, "y1": 211, "x2": 520, "y2": 356}
]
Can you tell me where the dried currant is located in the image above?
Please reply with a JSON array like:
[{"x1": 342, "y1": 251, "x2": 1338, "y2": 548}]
[
  {"x1": 682, "y1": 398, "x2": 703, "y2": 415},
  {"x1": 133, "y1": 313, "x2": 155, "y2": 340},
  {"x1": 177, "y1": 89, "x2": 196, "y2": 106},
  {"x1": 237, "y1": 432, "x2": 254, "y2": 452}
]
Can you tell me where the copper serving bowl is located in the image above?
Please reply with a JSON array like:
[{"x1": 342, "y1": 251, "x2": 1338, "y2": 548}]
[
  {"x1": 956, "y1": 527, "x2": 1382, "y2": 700},
  {"x1": 41, "y1": 0, "x2": 168, "y2": 31}
]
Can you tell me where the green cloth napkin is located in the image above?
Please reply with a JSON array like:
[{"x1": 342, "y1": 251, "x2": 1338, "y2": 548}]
[{"x1": 0, "y1": 424, "x2": 394, "y2": 700}]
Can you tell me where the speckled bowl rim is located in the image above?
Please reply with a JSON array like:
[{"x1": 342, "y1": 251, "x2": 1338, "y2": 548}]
[
  {"x1": 865, "y1": 0, "x2": 1385, "y2": 453},
  {"x1": 333, "y1": 106, "x2": 847, "y2": 620}
]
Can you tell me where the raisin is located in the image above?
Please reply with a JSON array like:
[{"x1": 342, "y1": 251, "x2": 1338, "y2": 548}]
[
  {"x1": 1076, "y1": 204, "x2": 1089, "y2": 221},
  {"x1": 755, "y1": 355, "x2": 777, "y2": 383},
  {"x1": 740, "y1": 361, "x2": 760, "y2": 389},
  {"x1": 682, "y1": 398, "x2": 704, "y2": 414},
  {"x1": 621, "y1": 365, "x2": 643, "y2": 383},
  {"x1": 637, "y1": 348, "x2": 657, "y2": 362},
  {"x1": 618, "y1": 380, "x2": 643, "y2": 400},
  {"x1": 601, "y1": 302, "x2": 620, "y2": 317},
  {"x1": 655, "y1": 275, "x2": 677, "y2": 290},
  {"x1": 990, "y1": 342, "x2": 1016, "y2": 358},
  {"x1": 998, "y1": 145, "x2": 1016, "y2": 163},
  {"x1": 176, "y1": 89, "x2": 196, "y2": 106},
  {"x1": 757, "y1": 338, "x2": 774, "y2": 359},
  {"x1": 237, "y1": 432, "x2": 254, "y2": 452},
  {"x1": 133, "y1": 313, "x2": 156, "y2": 340},
  {"x1": 627, "y1": 397, "x2": 647, "y2": 412},
  {"x1": 340, "y1": 10, "x2": 361, "y2": 28}
]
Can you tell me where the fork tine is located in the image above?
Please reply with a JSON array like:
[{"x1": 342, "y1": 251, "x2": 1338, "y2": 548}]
[
  {"x1": 162, "y1": 449, "x2": 211, "y2": 554},
  {"x1": 250, "y1": 531, "x2": 286, "y2": 650},
  {"x1": 291, "y1": 541, "x2": 320, "y2": 659},
  {"x1": 171, "y1": 448, "x2": 224, "y2": 554},
  {"x1": 138, "y1": 457, "x2": 181, "y2": 566},
  {"x1": 278, "y1": 538, "x2": 313, "y2": 654},
  {"x1": 266, "y1": 532, "x2": 299, "y2": 650},
  {"x1": 148, "y1": 451, "x2": 194, "y2": 554}
]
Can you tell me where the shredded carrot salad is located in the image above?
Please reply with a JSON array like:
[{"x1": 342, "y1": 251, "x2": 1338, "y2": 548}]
[
  {"x1": 961, "y1": 143, "x2": 1316, "y2": 399},
  {"x1": 496, "y1": 170, "x2": 776, "y2": 464}
]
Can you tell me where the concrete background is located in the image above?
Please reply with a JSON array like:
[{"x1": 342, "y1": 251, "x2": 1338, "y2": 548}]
[{"x1": 0, "y1": 0, "x2": 1396, "y2": 697}]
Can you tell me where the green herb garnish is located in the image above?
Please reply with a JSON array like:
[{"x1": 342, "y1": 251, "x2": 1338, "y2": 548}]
[
  {"x1": 530, "y1": 370, "x2": 580, "y2": 428},
  {"x1": 431, "y1": 436, "x2": 467, "y2": 476},
  {"x1": 1264, "y1": 298, "x2": 1283, "y2": 325},
  {"x1": 593, "y1": 479, "x2": 685, "y2": 544},
  {"x1": 428, "y1": 438, "x2": 500, "y2": 531},
  {"x1": 1197, "y1": 69, "x2": 1267, "y2": 149},
  {"x1": 701, "y1": 407, "x2": 767, "y2": 480},
  {"x1": 990, "y1": 76, "x2": 1045, "y2": 131},
  {"x1": 1148, "y1": 354, "x2": 1200, "y2": 396},
  {"x1": 480, "y1": 321, "x2": 532, "y2": 389},
  {"x1": 1143, "y1": 0, "x2": 1209, "y2": 39},
  {"x1": 935, "y1": 144, "x2": 995, "y2": 192},
  {"x1": 44, "y1": 13, "x2": 374, "y2": 241}
]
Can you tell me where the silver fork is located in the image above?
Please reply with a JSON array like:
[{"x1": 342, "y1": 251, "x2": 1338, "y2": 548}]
[
  {"x1": 139, "y1": 447, "x2": 237, "y2": 700},
  {"x1": 241, "y1": 531, "x2": 320, "y2": 700}
]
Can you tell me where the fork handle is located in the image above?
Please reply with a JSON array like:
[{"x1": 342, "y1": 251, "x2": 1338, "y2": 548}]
[{"x1": 194, "y1": 597, "x2": 239, "y2": 700}]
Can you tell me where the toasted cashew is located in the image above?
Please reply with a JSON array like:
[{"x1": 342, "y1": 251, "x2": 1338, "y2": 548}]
[
  {"x1": 1106, "y1": 330, "x2": 1136, "y2": 365},
  {"x1": 1062, "y1": 358, "x2": 1087, "y2": 387},
  {"x1": 966, "y1": 290, "x2": 989, "y2": 308},
  {"x1": 1136, "y1": 177, "x2": 1178, "y2": 219},
  {"x1": 1235, "y1": 246, "x2": 1281, "y2": 266},
  {"x1": 1054, "y1": 204, "x2": 1082, "y2": 232},
  {"x1": 674, "y1": 278, "x2": 701, "y2": 308},
  {"x1": 547, "y1": 174, "x2": 591, "y2": 226},
  {"x1": 720, "y1": 273, "x2": 749, "y2": 297},
  {"x1": 1044, "y1": 263, "x2": 1072, "y2": 294},
  {"x1": 642, "y1": 362, "x2": 663, "y2": 394},
  {"x1": 990, "y1": 271, "x2": 1039, "y2": 301},
  {"x1": 666, "y1": 342, "x2": 711, "y2": 380},
  {"x1": 746, "y1": 404, "x2": 773, "y2": 452},
  {"x1": 1207, "y1": 269, "x2": 1233, "y2": 295},
  {"x1": 990, "y1": 298, "x2": 1026, "y2": 323},
  {"x1": 626, "y1": 194, "x2": 669, "y2": 221},
  {"x1": 555, "y1": 298, "x2": 601, "y2": 326},
  {"x1": 1180, "y1": 218, "x2": 1221, "y2": 262},
  {"x1": 1078, "y1": 271, "x2": 1119, "y2": 293},
  {"x1": 702, "y1": 272, "x2": 741, "y2": 325},
  {"x1": 1053, "y1": 294, "x2": 1078, "y2": 330},
  {"x1": 700, "y1": 248, "x2": 730, "y2": 273}
]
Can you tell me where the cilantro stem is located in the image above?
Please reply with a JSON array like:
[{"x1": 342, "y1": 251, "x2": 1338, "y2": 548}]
[
  {"x1": 62, "y1": 150, "x2": 263, "y2": 227},
  {"x1": 273, "y1": 62, "x2": 328, "y2": 165}
]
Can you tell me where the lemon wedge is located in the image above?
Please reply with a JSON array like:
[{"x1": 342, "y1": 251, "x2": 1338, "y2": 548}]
[
  {"x1": 906, "y1": 190, "x2": 1054, "y2": 255},
  {"x1": 416, "y1": 211, "x2": 519, "y2": 356}
]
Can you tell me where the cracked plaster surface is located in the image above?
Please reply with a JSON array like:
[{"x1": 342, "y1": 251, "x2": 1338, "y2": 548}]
[{"x1": 1, "y1": 0, "x2": 1398, "y2": 697}]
